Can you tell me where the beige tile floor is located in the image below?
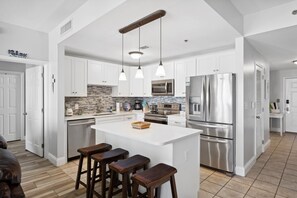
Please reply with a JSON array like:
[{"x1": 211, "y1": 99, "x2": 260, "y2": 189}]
[{"x1": 7, "y1": 132, "x2": 297, "y2": 197}]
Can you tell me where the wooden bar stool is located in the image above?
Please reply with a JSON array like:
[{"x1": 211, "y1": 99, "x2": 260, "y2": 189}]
[
  {"x1": 108, "y1": 155, "x2": 150, "y2": 198},
  {"x1": 90, "y1": 148, "x2": 129, "y2": 198},
  {"x1": 75, "y1": 143, "x2": 112, "y2": 198},
  {"x1": 131, "y1": 163, "x2": 178, "y2": 198}
]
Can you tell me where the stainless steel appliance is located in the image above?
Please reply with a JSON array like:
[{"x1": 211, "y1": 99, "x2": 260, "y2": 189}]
[
  {"x1": 134, "y1": 100, "x2": 142, "y2": 110},
  {"x1": 186, "y1": 73, "x2": 236, "y2": 173},
  {"x1": 144, "y1": 103, "x2": 180, "y2": 124},
  {"x1": 67, "y1": 118, "x2": 96, "y2": 160},
  {"x1": 152, "y1": 79, "x2": 175, "y2": 96}
]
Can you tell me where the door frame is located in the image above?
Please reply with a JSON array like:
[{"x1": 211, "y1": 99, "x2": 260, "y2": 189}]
[
  {"x1": 0, "y1": 70, "x2": 24, "y2": 141},
  {"x1": 283, "y1": 76, "x2": 297, "y2": 132},
  {"x1": 254, "y1": 64, "x2": 265, "y2": 158}
]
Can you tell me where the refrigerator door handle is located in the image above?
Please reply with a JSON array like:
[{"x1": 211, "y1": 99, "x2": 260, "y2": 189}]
[{"x1": 201, "y1": 136, "x2": 229, "y2": 144}]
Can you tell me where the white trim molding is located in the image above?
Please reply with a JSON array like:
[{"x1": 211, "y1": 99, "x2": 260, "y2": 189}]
[
  {"x1": 47, "y1": 153, "x2": 67, "y2": 167},
  {"x1": 235, "y1": 156, "x2": 256, "y2": 176},
  {"x1": 262, "y1": 139, "x2": 271, "y2": 153}
]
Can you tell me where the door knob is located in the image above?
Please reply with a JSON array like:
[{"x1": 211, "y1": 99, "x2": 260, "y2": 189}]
[{"x1": 256, "y1": 116, "x2": 260, "y2": 119}]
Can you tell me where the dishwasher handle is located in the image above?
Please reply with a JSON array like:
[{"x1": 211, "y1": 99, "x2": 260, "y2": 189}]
[{"x1": 68, "y1": 119, "x2": 95, "y2": 126}]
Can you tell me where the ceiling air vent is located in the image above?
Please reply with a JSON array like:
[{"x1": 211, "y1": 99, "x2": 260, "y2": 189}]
[{"x1": 60, "y1": 20, "x2": 72, "y2": 35}]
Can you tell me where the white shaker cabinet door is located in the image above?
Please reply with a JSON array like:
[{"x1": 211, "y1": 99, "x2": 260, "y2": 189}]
[
  {"x1": 151, "y1": 62, "x2": 175, "y2": 80},
  {"x1": 175, "y1": 62, "x2": 187, "y2": 97},
  {"x1": 196, "y1": 56, "x2": 218, "y2": 75},
  {"x1": 73, "y1": 58, "x2": 88, "y2": 97},
  {"x1": 64, "y1": 57, "x2": 73, "y2": 96},
  {"x1": 217, "y1": 53, "x2": 235, "y2": 73},
  {"x1": 105, "y1": 63, "x2": 119, "y2": 86},
  {"x1": 88, "y1": 60, "x2": 105, "y2": 85},
  {"x1": 113, "y1": 66, "x2": 130, "y2": 96},
  {"x1": 129, "y1": 67, "x2": 144, "y2": 97},
  {"x1": 143, "y1": 66, "x2": 152, "y2": 97}
]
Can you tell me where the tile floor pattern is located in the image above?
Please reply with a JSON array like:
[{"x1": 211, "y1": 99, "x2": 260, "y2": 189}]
[{"x1": 7, "y1": 132, "x2": 297, "y2": 198}]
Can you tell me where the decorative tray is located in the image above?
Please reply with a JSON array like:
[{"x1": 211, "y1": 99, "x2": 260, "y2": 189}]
[{"x1": 131, "y1": 121, "x2": 151, "y2": 129}]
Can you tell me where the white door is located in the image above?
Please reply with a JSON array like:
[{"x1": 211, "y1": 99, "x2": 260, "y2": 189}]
[
  {"x1": 25, "y1": 66, "x2": 44, "y2": 157},
  {"x1": 255, "y1": 66, "x2": 264, "y2": 158},
  {"x1": 285, "y1": 78, "x2": 297, "y2": 132},
  {"x1": 0, "y1": 73, "x2": 21, "y2": 141}
]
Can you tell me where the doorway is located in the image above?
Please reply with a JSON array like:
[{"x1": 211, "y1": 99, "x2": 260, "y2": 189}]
[
  {"x1": 284, "y1": 77, "x2": 297, "y2": 133},
  {"x1": 255, "y1": 65, "x2": 264, "y2": 158},
  {"x1": 0, "y1": 72, "x2": 23, "y2": 141}
]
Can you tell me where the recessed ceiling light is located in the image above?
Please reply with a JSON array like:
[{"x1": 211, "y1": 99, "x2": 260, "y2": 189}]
[
  {"x1": 293, "y1": 60, "x2": 297, "y2": 65},
  {"x1": 292, "y1": 10, "x2": 297, "y2": 15}
]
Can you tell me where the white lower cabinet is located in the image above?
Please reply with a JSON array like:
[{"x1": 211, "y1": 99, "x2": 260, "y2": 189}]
[
  {"x1": 95, "y1": 114, "x2": 136, "y2": 124},
  {"x1": 168, "y1": 115, "x2": 186, "y2": 128}
]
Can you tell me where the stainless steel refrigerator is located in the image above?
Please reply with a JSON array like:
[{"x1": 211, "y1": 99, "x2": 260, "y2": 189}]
[{"x1": 186, "y1": 73, "x2": 236, "y2": 173}]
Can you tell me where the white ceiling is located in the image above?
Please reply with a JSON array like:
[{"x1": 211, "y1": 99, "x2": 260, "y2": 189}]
[
  {"x1": 229, "y1": 0, "x2": 295, "y2": 15},
  {"x1": 247, "y1": 26, "x2": 297, "y2": 70},
  {"x1": 0, "y1": 0, "x2": 87, "y2": 32},
  {"x1": 62, "y1": 0, "x2": 240, "y2": 66}
]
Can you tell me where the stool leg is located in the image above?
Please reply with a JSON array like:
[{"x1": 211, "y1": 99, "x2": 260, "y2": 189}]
[
  {"x1": 170, "y1": 175, "x2": 178, "y2": 198},
  {"x1": 108, "y1": 170, "x2": 115, "y2": 198},
  {"x1": 147, "y1": 188, "x2": 154, "y2": 198},
  {"x1": 132, "y1": 181, "x2": 139, "y2": 198},
  {"x1": 122, "y1": 173, "x2": 128, "y2": 198},
  {"x1": 127, "y1": 174, "x2": 132, "y2": 197},
  {"x1": 86, "y1": 156, "x2": 92, "y2": 198},
  {"x1": 155, "y1": 187, "x2": 161, "y2": 198},
  {"x1": 75, "y1": 154, "x2": 84, "y2": 190},
  {"x1": 101, "y1": 162, "x2": 107, "y2": 198},
  {"x1": 90, "y1": 161, "x2": 98, "y2": 198}
]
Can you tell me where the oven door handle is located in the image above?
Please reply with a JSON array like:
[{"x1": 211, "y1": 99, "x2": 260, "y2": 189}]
[
  {"x1": 145, "y1": 117, "x2": 167, "y2": 122},
  {"x1": 201, "y1": 136, "x2": 229, "y2": 144}
]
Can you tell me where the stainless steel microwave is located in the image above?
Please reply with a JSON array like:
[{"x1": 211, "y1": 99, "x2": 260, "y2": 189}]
[{"x1": 151, "y1": 79, "x2": 175, "y2": 96}]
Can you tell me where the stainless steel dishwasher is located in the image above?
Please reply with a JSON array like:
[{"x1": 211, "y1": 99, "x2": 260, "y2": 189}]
[{"x1": 67, "y1": 118, "x2": 96, "y2": 160}]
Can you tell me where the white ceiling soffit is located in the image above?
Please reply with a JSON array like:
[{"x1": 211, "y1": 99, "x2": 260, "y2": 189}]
[
  {"x1": 247, "y1": 26, "x2": 297, "y2": 71},
  {"x1": 0, "y1": 0, "x2": 87, "y2": 32},
  {"x1": 62, "y1": 0, "x2": 240, "y2": 66},
  {"x1": 229, "y1": 0, "x2": 295, "y2": 16}
]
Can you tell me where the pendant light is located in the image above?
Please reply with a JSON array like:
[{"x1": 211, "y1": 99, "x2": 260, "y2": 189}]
[
  {"x1": 119, "y1": 34, "x2": 127, "y2": 81},
  {"x1": 155, "y1": 17, "x2": 166, "y2": 77},
  {"x1": 135, "y1": 27, "x2": 144, "y2": 79}
]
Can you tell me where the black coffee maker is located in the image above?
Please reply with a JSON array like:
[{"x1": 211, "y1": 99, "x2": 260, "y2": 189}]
[{"x1": 134, "y1": 100, "x2": 142, "y2": 110}]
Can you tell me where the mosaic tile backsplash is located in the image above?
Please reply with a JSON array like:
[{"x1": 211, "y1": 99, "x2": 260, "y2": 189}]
[{"x1": 65, "y1": 85, "x2": 185, "y2": 115}]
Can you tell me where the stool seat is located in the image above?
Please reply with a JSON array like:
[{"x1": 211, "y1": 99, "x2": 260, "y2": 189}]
[
  {"x1": 91, "y1": 148, "x2": 129, "y2": 163},
  {"x1": 132, "y1": 163, "x2": 177, "y2": 188},
  {"x1": 77, "y1": 143, "x2": 112, "y2": 156},
  {"x1": 109, "y1": 155, "x2": 150, "y2": 174}
]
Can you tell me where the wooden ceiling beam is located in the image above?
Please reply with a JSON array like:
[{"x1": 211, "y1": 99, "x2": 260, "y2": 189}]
[{"x1": 119, "y1": 10, "x2": 166, "y2": 34}]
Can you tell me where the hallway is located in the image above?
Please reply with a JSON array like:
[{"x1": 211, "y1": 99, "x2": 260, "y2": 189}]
[{"x1": 8, "y1": 132, "x2": 297, "y2": 197}]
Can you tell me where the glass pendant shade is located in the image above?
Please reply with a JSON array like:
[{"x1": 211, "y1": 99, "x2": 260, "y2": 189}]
[
  {"x1": 119, "y1": 69, "x2": 127, "y2": 81},
  {"x1": 155, "y1": 63, "x2": 166, "y2": 77},
  {"x1": 129, "y1": 51, "x2": 143, "y2": 59},
  {"x1": 135, "y1": 66, "x2": 144, "y2": 79}
]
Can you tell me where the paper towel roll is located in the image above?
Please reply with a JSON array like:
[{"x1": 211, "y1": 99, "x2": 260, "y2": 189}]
[{"x1": 116, "y1": 103, "x2": 120, "y2": 112}]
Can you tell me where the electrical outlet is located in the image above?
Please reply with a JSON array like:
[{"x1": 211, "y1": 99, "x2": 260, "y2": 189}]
[{"x1": 75, "y1": 104, "x2": 79, "y2": 110}]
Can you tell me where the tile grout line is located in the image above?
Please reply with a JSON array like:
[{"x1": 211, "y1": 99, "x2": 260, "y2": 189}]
[{"x1": 274, "y1": 134, "x2": 296, "y2": 196}]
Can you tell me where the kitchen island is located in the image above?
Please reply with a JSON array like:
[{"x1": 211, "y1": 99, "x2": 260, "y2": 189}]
[{"x1": 92, "y1": 121, "x2": 201, "y2": 198}]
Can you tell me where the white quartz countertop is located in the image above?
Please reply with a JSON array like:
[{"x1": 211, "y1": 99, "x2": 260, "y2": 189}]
[
  {"x1": 65, "y1": 111, "x2": 138, "y2": 121},
  {"x1": 92, "y1": 121, "x2": 201, "y2": 146}
]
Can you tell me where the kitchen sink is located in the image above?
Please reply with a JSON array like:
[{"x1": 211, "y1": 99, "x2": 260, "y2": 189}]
[{"x1": 93, "y1": 112, "x2": 115, "y2": 116}]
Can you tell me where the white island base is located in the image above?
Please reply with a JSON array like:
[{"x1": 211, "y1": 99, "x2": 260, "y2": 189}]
[{"x1": 92, "y1": 121, "x2": 201, "y2": 198}]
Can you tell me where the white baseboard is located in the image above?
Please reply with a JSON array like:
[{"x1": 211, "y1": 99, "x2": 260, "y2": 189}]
[
  {"x1": 262, "y1": 139, "x2": 271, "y2": 152},
  {"x1": 47, "y1": 152, "x2": 67, "y2": 166},
  {"x1": 235, "y1": 156, "x2": 256, "y2": 177}
]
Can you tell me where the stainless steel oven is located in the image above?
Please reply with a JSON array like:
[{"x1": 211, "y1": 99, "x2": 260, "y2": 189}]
[{"x1": 152, "y1": 79, "x2": 174, "y2": 96}]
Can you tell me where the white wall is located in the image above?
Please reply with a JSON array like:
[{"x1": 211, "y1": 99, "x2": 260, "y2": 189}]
[
  {"x1": 270, "y1": 69, "x2": 297, "y2": 111},
  {"x1": 243, "y1": 38, "x2": 270, "y2": 167},
  {"x1": 0, "y1": 61, "x2": 26, "y2": 72},
  {"x1": 0, "y1": 21, "x2": 48, "y2": 61}
]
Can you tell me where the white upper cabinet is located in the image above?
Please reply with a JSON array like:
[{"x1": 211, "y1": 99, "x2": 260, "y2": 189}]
[
  {"x1": 64, "y1": 56, "x2": 88, "y2": 97},
  {"x1": 151, "y1": 62, "x2": 175, "y2": 80},
  {"x1": 143, "y1": 66, "x2": 152, "y2": 97},
  {"x1": 87, "y1": 60, "x2": 119, "y2": 86},
  {"x1": 129, "y1": 67, "x2": 144, "y2": 97},
  {"x1": 112, "y1": 66, "x2": 130, "y2": 97},
  {"x1": 196, "y1": 51, "x2": 235, "y2": 75},
  {"x1": 175, "y1": 58, "x2": 196, "y2": 97}
]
